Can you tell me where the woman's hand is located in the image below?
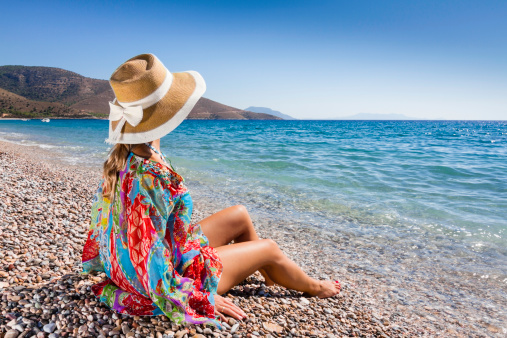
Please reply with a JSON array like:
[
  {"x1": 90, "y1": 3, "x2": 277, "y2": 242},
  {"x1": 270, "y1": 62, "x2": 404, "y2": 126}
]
[{"x1": 214, "y1": 294, "x2": 247, "y2": 322}]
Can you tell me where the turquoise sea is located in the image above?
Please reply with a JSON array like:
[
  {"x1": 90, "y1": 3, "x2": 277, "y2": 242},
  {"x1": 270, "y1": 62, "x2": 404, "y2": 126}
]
[{"x1": 1, "y1": 119, "x2": 506, "y2": 287}]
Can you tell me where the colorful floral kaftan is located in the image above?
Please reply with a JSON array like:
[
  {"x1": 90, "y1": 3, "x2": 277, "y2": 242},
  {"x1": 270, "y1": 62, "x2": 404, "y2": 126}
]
[{"x1": 81, "y1": 152, "x2": 223, "y2": 326}]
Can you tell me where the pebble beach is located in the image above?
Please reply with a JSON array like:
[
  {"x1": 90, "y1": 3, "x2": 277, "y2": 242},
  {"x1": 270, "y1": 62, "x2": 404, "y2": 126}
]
[{"x1": 0, "y1": 140, "x2": 505, "y2": 338}]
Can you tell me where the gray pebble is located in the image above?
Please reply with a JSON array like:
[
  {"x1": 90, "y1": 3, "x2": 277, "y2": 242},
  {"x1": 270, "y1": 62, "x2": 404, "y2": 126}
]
[
  {"x1": 230, "y1": 323, "x2": 239, "y2": 334},
  {"x1": 299, "y1": 298, "x2": 310, "y2": 306},
  {"x1": 43, "y1": 322, "x2": 56, "y2": 333},
  {"x1": 13, "y1": 324, "x2": 25, "y2": 332}
]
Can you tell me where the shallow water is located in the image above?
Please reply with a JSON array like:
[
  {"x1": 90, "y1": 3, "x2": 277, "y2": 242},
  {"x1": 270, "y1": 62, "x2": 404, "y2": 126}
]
[{"x1": 1, "y1": 119, "x2": 506, "y2": 288}]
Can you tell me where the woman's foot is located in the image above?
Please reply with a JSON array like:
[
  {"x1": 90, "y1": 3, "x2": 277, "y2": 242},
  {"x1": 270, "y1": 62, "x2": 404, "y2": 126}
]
[{"x1": 307, "y1": 280, "x2": 341, "y2": 298}]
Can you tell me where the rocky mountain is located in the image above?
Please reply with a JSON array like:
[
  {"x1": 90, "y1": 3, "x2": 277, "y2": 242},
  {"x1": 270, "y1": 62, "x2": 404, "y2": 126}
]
[
  {"x1": 244, "y1": 106, "x2": 296, "y2": 120},
  {"x1": 0, "y1": 66, "x2": 281, "y2": 120}
]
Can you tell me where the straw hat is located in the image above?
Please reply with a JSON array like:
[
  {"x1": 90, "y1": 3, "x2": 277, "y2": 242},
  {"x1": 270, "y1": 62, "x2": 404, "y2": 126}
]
[{"x1": 105, "y1": 53, "x2": 206, "y2": 144}]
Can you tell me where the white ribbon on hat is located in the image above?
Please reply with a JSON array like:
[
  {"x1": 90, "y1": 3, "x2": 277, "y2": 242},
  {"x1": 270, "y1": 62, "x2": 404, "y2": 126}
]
[{"x1": 105, "y1": 67, "x2": 173, "y2": 144}]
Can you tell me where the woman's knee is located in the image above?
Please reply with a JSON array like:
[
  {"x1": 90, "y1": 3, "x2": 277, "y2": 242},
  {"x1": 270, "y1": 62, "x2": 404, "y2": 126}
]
[
  {"x1": 259, "y1": 239, "x2": 283, "y2": 261},
  {"x1": 232, "y1": 204, "x2": 252, "y2": 225},
  {"x1": 232, "y1": 204, "x2": 249, "y2": 218}
]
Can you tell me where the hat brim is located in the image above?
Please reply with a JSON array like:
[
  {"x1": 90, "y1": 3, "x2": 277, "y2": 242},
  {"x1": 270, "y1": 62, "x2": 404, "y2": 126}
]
[{"x1": 109, "y1": 70, "x2": 205, "y2": 144}]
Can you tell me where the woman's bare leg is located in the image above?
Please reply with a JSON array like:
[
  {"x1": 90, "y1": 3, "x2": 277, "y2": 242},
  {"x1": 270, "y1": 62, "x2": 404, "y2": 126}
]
[
  {"x1": 199, "y1": 205, "x2": 275, "y2": 285},
  {"x1": 215, "y1": 239, "x2": 340, "y2": 298},
  {"x1": 199, "y1": 205, "x2": 256, "y2": 246}
]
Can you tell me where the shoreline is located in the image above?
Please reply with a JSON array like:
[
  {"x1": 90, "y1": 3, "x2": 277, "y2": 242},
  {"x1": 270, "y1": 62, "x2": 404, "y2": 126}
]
[
  {"x1": 0, "y1": 141, "x2": 505, "y2": 337},
  {"x1": 2, "y1": 118, "x2": 507, "y2": 122}
]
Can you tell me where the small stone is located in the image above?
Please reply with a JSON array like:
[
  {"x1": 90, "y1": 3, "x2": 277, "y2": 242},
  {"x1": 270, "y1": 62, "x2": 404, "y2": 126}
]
[
  {"x1": 5, "y1": 329, "x2": 20, "y2": 338},
  {"x1": 486, "y1": 324, "x2": 501, "y2": 333},
  {"x1": 175, "y1": 330, "x2": 188, "y2": 338},
  {"x1": 43, "y1": 322, "x2": 57, "y2": 333},
  {"x1": 230, "y1": 323, "x2": 239, "y2": 334},
  {"x1": 122, "y1": 325, "x2": 131, "y2": 334},
  {"x1": 5, "y1": 313, "x2": 18, "y2": 321},
  {"x1": 347, "y1": 312, "x2": 357, "y2": 320},
  {"x1": 78, "y1": 324, "x2": 88, "y2": 334},
  {"x1": 203, "y1": 328, "x2": 213, "y2": 335},
  {"x1": 227, "y1": 318, "x2": 237, "y2": 326},
  {"x1": 262, "y1": 322, "x2": 283, "y2": 334},
  {"x1": 13, "y1": 324, "x2": 25, "y2": 332},
  {"x1": 299, "y1": 298, "x2": 310, "y2": 306}
]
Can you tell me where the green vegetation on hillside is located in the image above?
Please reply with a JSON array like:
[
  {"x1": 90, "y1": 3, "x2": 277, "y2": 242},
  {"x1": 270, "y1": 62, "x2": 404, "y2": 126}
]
[{"x1": 0, "y1": 106, "x2": 69, "y2": 118}]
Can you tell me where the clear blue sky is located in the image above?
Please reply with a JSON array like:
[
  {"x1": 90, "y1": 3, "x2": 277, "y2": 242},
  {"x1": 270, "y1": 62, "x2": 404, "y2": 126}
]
[{"x1": 1, "y1": 0, "x2": 506, "y2": 120}]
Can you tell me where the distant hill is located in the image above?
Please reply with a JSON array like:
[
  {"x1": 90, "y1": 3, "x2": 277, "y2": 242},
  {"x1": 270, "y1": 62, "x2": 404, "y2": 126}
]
[
  {"x1": 192, "y1": 98, "x2": 282, "y2": 120},
  {"x1": 335, "y1": 113, "x2": 423, "y2": 120},
  {"x1": 0, "y1": 88, "x2": 89, "y2": 118},
  {"x1": 0, "y1": 65, "x2": 111, "y2": 118},
  {"x1": 0, "y1": 65, "x2": 281, "y2": 120},
  {"x1": 244, "y1": 106, "x2": 296, "y2": 120}
]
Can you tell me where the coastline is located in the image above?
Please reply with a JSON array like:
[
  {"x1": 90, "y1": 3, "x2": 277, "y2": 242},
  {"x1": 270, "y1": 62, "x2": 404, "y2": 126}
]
[
  {"x1": 0, "y1": 117, "x2": 107, "y2": 121},
  {"x1": 0, "y1": 140, "x2": 504, "y2": 337},
  {"x1": 0, "y1": 117, "x2": 282, "y2": 121},
  {"x1": 2, "y1": 117, "x2": 507, "y2": 121}
]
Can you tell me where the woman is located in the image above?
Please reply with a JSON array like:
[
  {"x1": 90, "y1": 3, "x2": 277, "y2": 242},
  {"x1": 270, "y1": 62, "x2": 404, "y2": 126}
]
[{"x1": 81, "y1": 54, "x2": 340, "y2": 326}]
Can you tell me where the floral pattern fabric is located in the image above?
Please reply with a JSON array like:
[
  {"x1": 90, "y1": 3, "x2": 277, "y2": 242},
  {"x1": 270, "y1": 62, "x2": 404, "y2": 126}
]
[{"x1": 81, "y1": 152, "x2": 223, "y2": 326}]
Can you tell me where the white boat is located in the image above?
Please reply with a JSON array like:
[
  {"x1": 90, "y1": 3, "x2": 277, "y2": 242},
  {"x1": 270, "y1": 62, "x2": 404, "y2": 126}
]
[
  {"x1": 21, "y1": 118, "x2": 29, "y2": 121},
  {"x1": 41, "y1": 118, "x2": 50, "y2": 122}
]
